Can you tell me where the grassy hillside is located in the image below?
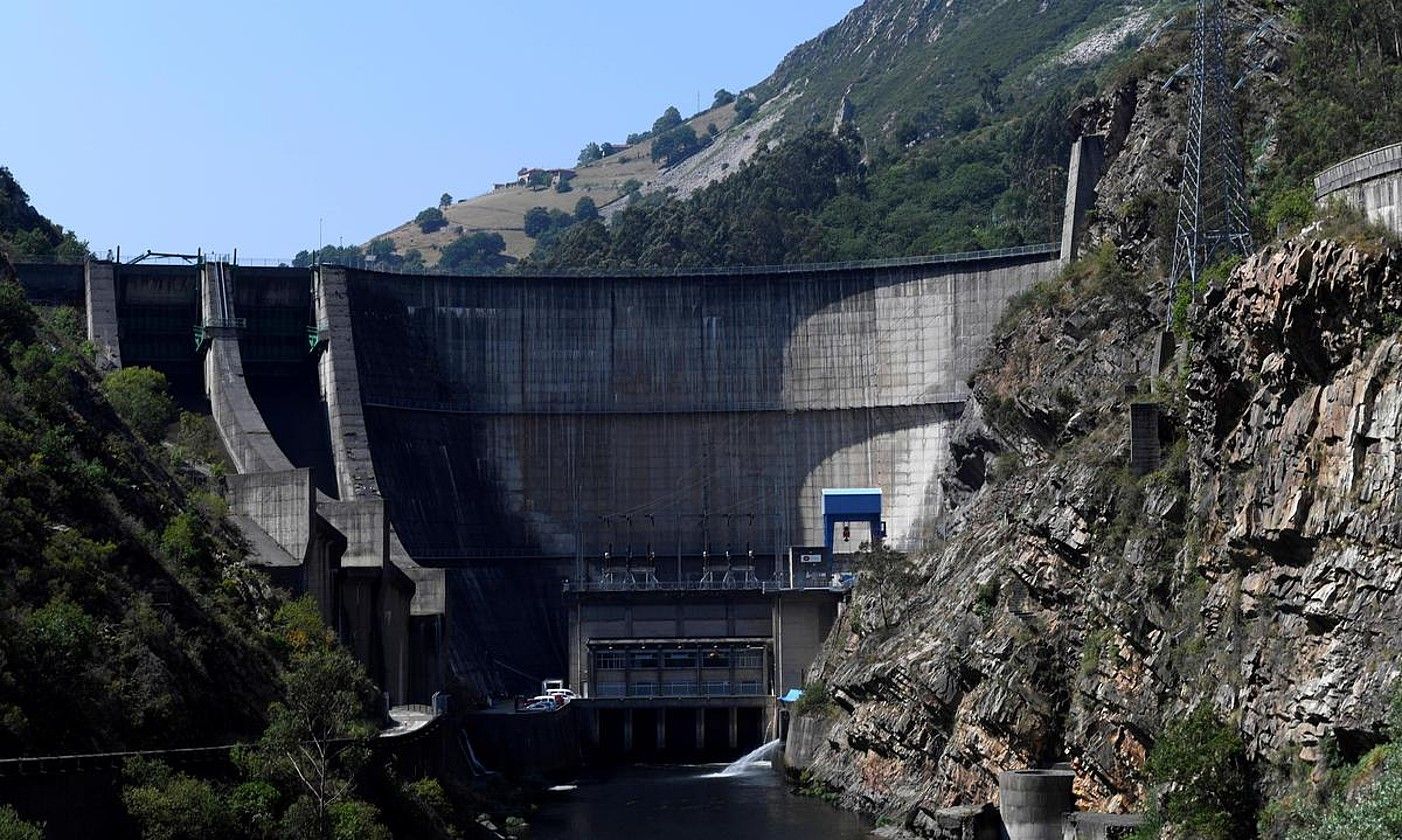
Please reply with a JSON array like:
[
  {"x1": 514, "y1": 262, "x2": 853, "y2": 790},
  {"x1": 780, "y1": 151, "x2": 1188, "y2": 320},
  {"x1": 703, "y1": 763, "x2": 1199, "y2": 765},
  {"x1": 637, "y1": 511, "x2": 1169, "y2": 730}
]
[{"x1": 373, "y1": 103, "x2": 739, "y2": 265}]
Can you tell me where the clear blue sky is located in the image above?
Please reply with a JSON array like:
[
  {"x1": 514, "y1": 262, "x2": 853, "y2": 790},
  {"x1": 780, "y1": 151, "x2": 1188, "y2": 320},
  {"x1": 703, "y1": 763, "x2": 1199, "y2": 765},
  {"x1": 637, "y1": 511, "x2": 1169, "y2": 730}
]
[{"x1": 3, "y1": 1, "x2": 858, "y2": 259}]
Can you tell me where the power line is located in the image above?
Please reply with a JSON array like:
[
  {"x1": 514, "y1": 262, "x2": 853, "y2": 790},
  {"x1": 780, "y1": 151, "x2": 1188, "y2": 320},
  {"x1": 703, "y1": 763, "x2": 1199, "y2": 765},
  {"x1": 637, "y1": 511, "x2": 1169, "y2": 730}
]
[{"x1": 1169, "y1": 0, "x2": 1254, "y2": 302}]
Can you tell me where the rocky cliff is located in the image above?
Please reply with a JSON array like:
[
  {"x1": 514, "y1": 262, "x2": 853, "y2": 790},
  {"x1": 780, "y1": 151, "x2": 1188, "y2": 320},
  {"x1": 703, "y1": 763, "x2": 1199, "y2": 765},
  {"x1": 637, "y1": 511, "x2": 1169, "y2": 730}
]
[{"x1": 786, "y1": 235, "x2": 1402, "y2": 833}]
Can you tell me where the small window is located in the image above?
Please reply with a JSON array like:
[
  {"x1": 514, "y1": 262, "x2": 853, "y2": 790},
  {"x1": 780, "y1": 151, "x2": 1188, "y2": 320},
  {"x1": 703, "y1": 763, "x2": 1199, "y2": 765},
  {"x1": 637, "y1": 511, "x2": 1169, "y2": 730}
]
[
  {"x1": 595, "y1": 682, "x2": 626, "y2": 698},
  {"x1": 594, "y1": 650, "x2": 628, "y2": 670},
  {"x1": 662, "y1": 649, "x2": 697, "y2": 669},
  {"x1": 701, "y1": 649, "x2": 730, "y2": 669},
  {"x1": 662, "y1": 680, "x2": 697, "y2": 697},
  {"x1": 703, "y1": 681, "x2": 730, "y2": 696},
  {"x1": 733, "y1": 649, "x2": 764, "y2": 669},
  {"x1": 735, "y1": 680, "x2": 762, "y2": 695},
  {"x1": 631, "y1": 651, "x2": 660, "y2": 669},
  {"x1": 629, "y1": 682, "x2": 657, "y2": 698}
]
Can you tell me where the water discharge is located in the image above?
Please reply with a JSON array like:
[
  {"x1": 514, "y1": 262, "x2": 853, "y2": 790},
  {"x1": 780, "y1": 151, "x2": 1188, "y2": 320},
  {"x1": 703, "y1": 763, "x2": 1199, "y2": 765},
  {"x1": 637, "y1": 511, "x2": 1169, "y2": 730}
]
[{"x1": 713, "y1": 738, "x2": 783, "y2": 777}]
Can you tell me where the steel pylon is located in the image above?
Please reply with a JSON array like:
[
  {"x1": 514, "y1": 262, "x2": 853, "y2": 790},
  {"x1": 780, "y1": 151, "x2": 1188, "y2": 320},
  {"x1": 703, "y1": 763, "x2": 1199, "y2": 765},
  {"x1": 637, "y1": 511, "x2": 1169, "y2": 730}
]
[{"x1": 1169, "y1": 0, "x2": 1253, "y2": 297}]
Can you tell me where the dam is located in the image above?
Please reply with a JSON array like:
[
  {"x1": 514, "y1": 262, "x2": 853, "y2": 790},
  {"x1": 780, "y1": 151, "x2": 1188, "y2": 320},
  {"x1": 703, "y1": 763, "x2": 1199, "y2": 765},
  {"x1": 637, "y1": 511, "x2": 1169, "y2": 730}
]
[{"x1": 12, "y1": 135, "x2": 1102, "y2": 734}]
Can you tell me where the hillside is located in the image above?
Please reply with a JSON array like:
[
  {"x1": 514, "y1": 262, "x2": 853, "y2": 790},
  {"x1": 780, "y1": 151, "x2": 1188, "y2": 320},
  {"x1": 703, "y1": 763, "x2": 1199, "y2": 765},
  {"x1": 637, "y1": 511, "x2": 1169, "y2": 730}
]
[
  {"x1": 750, "y1": 0, "x2": 1168, "y2": 143},
  {"x1": 373, "y1": 103, "x2": 742, "y2": 264},
  {"x1": 0, "y1": 167, "x2": 87, "y2": 260},
  {"x1": 0, "y1": 256, "x2": 283, "y2": 756},
  {"x1": 370, "y1": 0, "x2": 1170, "y2": 269}
]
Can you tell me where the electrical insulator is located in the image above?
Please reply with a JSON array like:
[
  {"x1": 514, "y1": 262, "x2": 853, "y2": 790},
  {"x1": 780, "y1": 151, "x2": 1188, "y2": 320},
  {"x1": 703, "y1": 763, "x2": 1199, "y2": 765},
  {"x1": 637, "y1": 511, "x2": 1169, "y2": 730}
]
[{"x1": 842, "y1": 524, "x2": 851, "y2": 542}]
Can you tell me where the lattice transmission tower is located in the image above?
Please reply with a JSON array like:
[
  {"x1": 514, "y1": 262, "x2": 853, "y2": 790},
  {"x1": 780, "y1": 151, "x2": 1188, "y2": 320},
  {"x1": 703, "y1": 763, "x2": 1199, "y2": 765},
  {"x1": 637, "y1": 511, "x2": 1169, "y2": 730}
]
[{"x1": 1169, "y1": 0, "x2": 1253, "y2": 297}]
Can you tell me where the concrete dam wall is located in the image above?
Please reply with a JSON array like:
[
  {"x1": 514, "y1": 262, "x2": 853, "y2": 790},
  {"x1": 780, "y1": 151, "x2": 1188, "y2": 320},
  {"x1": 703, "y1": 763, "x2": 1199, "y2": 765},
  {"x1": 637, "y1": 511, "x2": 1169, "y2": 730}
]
[{"x1": 345, "y1": 248, "x2": 1058, "y2": 568}]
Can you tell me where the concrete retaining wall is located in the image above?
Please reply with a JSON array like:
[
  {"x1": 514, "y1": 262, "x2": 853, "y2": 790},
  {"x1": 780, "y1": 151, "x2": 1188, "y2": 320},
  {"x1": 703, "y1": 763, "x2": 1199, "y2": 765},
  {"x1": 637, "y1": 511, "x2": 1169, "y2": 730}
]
[{"x1": 1315, "y1": 142, "x2": 1402, "y2": 236}]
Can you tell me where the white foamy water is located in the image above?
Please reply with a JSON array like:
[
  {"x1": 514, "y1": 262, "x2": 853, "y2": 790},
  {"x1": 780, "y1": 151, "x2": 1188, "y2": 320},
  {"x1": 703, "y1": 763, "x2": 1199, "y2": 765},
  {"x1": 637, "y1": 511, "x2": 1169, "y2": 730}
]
[{"x1": 709, "y1": 739, "x2": 782, "y2": 777}]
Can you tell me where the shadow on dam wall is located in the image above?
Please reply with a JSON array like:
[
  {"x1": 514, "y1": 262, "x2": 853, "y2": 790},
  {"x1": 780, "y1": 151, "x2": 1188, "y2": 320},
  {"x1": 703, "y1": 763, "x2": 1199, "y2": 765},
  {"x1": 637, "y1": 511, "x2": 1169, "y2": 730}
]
[
  {"x1": 341, "y1": 253, "x2": 1056, "y2": 687},
  {"x1": 232, "y1": 267, "x2": 341, "y2": 497}
]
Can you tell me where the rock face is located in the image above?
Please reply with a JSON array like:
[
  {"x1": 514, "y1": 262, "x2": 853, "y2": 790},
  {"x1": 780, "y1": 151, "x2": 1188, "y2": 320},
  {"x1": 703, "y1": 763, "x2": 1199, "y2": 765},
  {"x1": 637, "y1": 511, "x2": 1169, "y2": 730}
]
[{"x1": 786, "y1": 237, "x2": 1402, "y2": 832}]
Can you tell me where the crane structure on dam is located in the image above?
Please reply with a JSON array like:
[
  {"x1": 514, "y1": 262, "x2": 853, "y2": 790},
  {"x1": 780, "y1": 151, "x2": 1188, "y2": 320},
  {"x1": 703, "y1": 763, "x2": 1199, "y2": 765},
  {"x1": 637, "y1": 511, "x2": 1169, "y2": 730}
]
[{"x1": 1169, "y1": 0, "x2": 1254, "y2": 297}]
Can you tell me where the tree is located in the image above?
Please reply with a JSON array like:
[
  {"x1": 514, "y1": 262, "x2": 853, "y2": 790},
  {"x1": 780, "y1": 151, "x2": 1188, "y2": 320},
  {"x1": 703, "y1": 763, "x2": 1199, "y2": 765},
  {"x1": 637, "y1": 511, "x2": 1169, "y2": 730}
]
[
  {"x1": 526, "y1": 170, "x2": 552, "y2": 189},
  {"x1": 854, "y1": 544, "x2": 920, "y2": 630},
  {"x1": 734, "y1": 95, "x2": 758, "y2": 122},
  {"x1": 122, "y1": 757, "x2": 236, "y2": 840},
  {"x1": 103, "y1": 366, "x2": 177, "y2": 441},
  {"x1": 238, "y1": 597, "x2": 379, "y2": 840},
  {"x1": 600, "y1": 142, "x2": 617, "y2": 157},
  {"x1": 364, "y1": 237, "x2": 398, "y2": 268},
  {"x1": 652, "y1": 105, "x2": 683, "y2": 134},
  {"x1": 523, "y1": 206, "x2": 553, "y2": 238},
  {"x1": 619, "y1": 179, "x2": 643, "y2": 199},
  {"x1": 437, "y1": 232, "x2": 506, "y2": 273},
  {"x1": 578, "y1": 142, "x2": 604, "y2": 165},
  {"x1": 438, "y1": 193, "x2": 452, "y2": 208},
  {"x1": 414, "y1": 207, "x2": 446, "y2": 234},
  {"x1": 1137, "y1": 704, "x2": 1250, "y2": 840},
  {"x1": 650, "y1": 125, "x2": 701, "y2": 167},
  {"x1": 555, "y1": 171, "x2": 576, "y2": 193},
  {"x1": 574, "y1": 196, "x2": 599, "y2": 223},
  {"x1": 713, "y1": 89, "x2": 736, "y2": 109},
  {"x1": 0, "y1": 805, "x2": 44, "y2": 840}
]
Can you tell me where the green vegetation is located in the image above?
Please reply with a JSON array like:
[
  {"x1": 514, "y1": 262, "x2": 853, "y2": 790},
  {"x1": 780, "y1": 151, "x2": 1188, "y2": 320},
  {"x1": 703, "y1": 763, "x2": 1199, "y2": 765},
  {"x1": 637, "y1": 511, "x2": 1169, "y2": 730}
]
[
  {"x1": 438, "y1": 193, "x2": 452, "y2": 208},
  {"x1": 793, "y1": 681, "x2": 836, "y2": 716},
  {"x1": 853, "y1": 543, "x2": 921, "y2": 631},
  {"x1": 1252, "y1": 0, "x2": 1400, "y2": 244},
  {"x1": 1259, "y1": 687, "x2": 1402, "y2": 839},
  {"x1": 534, "y1": 74, "x2": 1078, "y2": 271},
  {"x1": 117, "y1": 598, "x2": 393, "y2": 840},
  {"x1": 102, "y1": 366, "x2": 178, "y2": 442},
  {"x1": 0, "y1": 254, "x2": 282, "y2": 758},
  {"x1": 712, "y1": 89, "x2": 736, "y2": 108},
  {"x1": 0, "y1": 805, "x2": 43, "y2": 840},
  {"x1": 973, "y1": 577, "x2": 1001, "y2": 619},
  {"x1": 438, "y1": 231, "x2": 508, "y2": 273},
  {"x1": 573, "y1": 196, "x2": 599, "y2": 223},
  {"x1": 650, "y1": 124, "x2": 701, "y2": 167},
  {"x1": 291, "y1": 244, "x2": 365, "y2": 268},
  {"x1": 0, "y1": 167, "x2": 88, "y2": 260},
  {"x1": 578, "y1": 142, "x2": 604, "y2": 165},
  {"x1": 414, "y1": 207, "x2": 447, "y2": 234},
  {"x1": 1133, "y1": 704, "x2": 1252, "y2": 840}
]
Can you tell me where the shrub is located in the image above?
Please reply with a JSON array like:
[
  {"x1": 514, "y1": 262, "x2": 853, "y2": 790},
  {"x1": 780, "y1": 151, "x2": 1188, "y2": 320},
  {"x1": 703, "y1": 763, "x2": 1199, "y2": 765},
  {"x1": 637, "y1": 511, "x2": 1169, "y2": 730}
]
[
  {"x1": 974, "y1": 577, "x2": 1001, "y2": 617},
  {"x1": 1135, "y1": 704, "x2": 1250, "y2": 840},
  {"x1": 793, "y1": 682, "x2": 835, "y2": 716},
  {"x1": 122, "y1": 757, "x2": 235, "y2": 840},
  {"x1": 161, "y1": 510, "x2": 212, "y2": 567},
  {"x1": 328, "y1": 800, "x2": 390, "y2": 840},
  {"x1": 0, "y1": 806, "x2": 43, "y2": 840},
  {"x1": 103, "y1": 366, "x2": 177, "y2": 441}
]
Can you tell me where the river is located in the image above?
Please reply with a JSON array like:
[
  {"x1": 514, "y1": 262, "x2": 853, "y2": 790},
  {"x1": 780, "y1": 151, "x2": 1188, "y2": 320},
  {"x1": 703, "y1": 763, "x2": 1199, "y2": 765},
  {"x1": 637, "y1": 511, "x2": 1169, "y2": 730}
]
[{"x1": 530, "y1": 746, "x2": 874, "y2": 839}]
